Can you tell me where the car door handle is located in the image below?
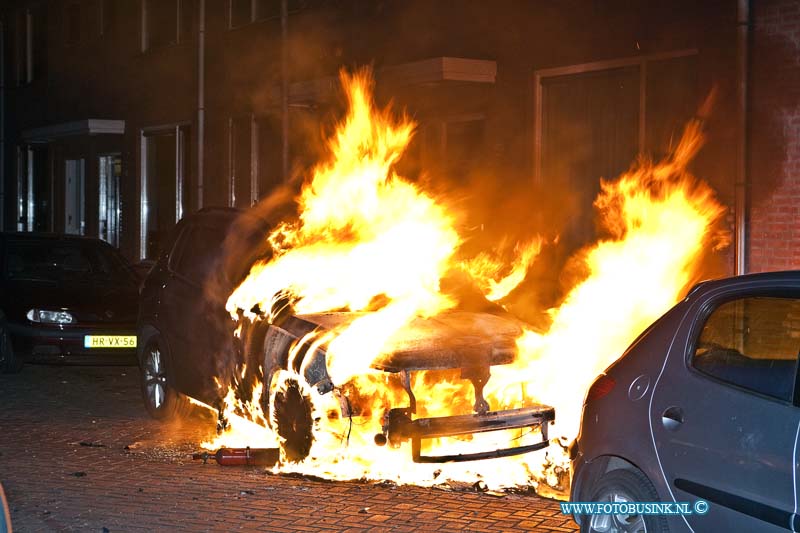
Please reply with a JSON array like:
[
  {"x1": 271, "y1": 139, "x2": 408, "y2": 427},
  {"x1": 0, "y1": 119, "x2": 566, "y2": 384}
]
[{"x1": 662, "y1": 406, "x2": 684, "y2": 432}]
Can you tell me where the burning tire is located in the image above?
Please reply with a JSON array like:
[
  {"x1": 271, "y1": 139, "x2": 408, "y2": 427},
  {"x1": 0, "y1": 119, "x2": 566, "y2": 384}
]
[
  {"x1": 271, "y1": 376, "x2": 315, "y2": 462},
  {"x1": 581, "y1": 469, "x2": 668, "y2": 533},
  {"x1": 140, "y1": 336, "x2": 190, "y2": 420}
]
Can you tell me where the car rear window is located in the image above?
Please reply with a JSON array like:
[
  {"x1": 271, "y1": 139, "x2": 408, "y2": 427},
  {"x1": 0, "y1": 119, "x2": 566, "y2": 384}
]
[
  {"x1": 5, "y1": 239, "x2": 134, "y2": 285},
  {"x1": 692, "y1": 296, "x2": 800, "y2": 402},
  {"x1": 172, "y1": 226, "x2": 229, "y2": 285}
]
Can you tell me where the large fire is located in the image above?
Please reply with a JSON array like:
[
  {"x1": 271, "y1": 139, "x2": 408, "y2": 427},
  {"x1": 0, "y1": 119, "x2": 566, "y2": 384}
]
[{"x1": 201, "y1": 69, "x2": 726, "y2": 497}]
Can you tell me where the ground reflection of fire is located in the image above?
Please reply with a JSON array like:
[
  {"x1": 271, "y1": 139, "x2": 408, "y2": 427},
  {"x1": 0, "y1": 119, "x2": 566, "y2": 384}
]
[{"x1": 197, "y1": 68, "x2": 727, "y2": 498}]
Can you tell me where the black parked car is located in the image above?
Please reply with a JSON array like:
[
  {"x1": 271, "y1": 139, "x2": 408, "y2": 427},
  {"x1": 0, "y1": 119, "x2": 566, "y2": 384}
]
[
  {"x1": 137, "y1": 208, "x2": 271, "y2": 419},
  {"x1": 0, "y1": 233, "x2": 139, "y2": 373}
]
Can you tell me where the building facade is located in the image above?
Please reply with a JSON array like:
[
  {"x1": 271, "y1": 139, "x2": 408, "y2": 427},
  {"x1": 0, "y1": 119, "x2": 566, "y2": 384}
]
[{"x1": 0, "y1": 0, "x2": 796, "y2": 277}]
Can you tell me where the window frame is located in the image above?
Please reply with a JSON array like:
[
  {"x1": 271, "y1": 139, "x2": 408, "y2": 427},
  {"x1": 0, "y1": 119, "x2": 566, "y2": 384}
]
[
  {"x1": 139, "y1": 123, "x2": 192, "y2": 260},
  {"x1": 228, "y1": 0, "x2": 256, "y2": 29},
  {"x1": 64, "y1": 1, "x2": 81, "y2": 46},
  {"x1": 227, "y1": 113, "x2": 258, "y2": 208},
  {"x1": 532, "y1": 49, "x2": 698, "y2": 184},
  {"x1": 228, "y1": 0, "x2": 305, "y2": 30},
  {"x1": 99, "y1": 0, "x2": 116, "y2": 38},
  {"x1": 140, "y1": 0, "x2": 194, "y2": 52},
  {"x1": 685, "y1": 288, "x2": 800, "y2": 406}
]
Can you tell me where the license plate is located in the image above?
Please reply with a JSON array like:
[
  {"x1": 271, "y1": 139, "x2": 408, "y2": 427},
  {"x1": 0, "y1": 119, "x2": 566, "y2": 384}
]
[{"x1": 83, "y1": 335, "x2": 137, "y2": 349}]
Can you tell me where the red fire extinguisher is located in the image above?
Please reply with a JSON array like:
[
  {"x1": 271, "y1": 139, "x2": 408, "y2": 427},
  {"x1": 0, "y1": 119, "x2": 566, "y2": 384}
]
[{"x1": 192, "y1": 447, "x2": 279, "y2": 466}]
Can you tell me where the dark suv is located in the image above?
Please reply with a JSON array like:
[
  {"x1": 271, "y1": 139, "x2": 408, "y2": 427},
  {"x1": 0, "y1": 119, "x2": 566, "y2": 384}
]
[{"x1": 137, "y1": 208, "x2": 269, "y2": 419}]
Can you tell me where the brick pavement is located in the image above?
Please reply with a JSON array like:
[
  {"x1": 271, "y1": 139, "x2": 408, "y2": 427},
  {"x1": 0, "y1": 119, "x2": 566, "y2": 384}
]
[{"x1": 0, "y1": 365, "x2": 577, "y2": 532}]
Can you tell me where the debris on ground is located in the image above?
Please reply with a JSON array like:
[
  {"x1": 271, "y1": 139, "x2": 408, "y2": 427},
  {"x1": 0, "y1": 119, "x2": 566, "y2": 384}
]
[
  {"x1": 473, "y1": 480, "x2": 488, "y2": 493},
  {"x1": 191, "y1": 447, "x2": 279, "y2": 466}
]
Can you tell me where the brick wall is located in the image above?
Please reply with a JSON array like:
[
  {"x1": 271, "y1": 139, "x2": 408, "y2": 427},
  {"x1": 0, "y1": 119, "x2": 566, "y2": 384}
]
[{"x1": 749, "y1": 0, "x2": 800, "y2": 272}]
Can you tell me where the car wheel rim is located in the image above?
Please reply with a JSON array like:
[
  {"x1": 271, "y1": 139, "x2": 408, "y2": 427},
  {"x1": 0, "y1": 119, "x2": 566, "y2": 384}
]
[
  {"x1": 143, "y1": 346, "x2": 167, "y2": 409},
  {"x1": 588, "y1": 492, "x2": 647, "y2": 533},
  {"x1": 272, "y1": 377, "x2": 314, "y2": 462}
]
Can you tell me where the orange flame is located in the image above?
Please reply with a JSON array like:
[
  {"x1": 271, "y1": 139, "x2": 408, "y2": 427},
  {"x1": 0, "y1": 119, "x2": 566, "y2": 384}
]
[{"x1": 206, "y1": 71, "x2": 727, "y2": 497}]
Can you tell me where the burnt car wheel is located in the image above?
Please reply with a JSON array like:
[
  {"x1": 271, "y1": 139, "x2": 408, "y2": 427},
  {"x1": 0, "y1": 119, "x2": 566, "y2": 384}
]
[
  {"x1": 0, "y1": 326, "x2": 22, "y2": 374},
  {"x1": 581, "y1": 469, "x2": 668, "y2": 533},
  {"x1": 272, "y1": 377, "x2": 315, "y2": 462},
  {"x1": 140, "y1": 336, "x2": 190, "y2": 420}
]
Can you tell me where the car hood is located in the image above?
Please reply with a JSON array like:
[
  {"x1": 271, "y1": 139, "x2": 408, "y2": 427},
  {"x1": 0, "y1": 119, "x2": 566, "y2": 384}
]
[
  {"x1": 282, "y1": 311, "x2": 523, "y2": 372},
  {"x1": 0, "y1": 279, "x2": 139, "y2": 324}
]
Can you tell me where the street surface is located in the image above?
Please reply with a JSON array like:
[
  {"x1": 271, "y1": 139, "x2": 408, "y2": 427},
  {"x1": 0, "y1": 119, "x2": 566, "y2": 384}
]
[{"x1": 0, "y1": 365, "x2": 577, "y2": 532}]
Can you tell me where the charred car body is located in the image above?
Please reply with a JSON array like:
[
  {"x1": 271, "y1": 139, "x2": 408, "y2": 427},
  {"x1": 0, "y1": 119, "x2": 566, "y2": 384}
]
[
  {"x1": 247, "y1": 310, "x2": 554, "y2": 463},
  {"x1": 138, "y1": 209, "x2": 554, "y2": 463}
]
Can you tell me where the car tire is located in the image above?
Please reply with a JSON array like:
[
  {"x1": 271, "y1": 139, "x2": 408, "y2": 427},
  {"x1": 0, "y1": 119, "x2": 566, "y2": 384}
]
[
  {"x1": 271, "y1": 376, "x2": 315, "y2": 462},
  {"x1": 580, "y1": 468, "x2": 669, "y2": 533},
  {"x1": 0, "y1": 325, "x2": 22, "y2": 374},
  {"x1": 140, "y1": 335, "x2": 190, "y2": 421}
]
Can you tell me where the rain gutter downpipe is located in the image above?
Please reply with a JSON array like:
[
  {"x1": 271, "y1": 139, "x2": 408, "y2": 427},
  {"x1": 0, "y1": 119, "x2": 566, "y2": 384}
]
[
  {"x1": 281, "y1": 0, "x2": 289, "y2": 183},
  {"x1": 0, "y1": 20, "x2": 5, "y2": 230},
  {"x1": 197, "y1": 0, "x2": 206, "y2": 210},
  {"x1": 735, "y1": 0, "x2": 750, "y2": 275}
]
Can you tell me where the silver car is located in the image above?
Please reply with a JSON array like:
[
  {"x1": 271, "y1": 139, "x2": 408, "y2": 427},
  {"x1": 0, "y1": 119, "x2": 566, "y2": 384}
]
[{"x1": 570, "y1": 270, "x2": 800, "y2": 533}]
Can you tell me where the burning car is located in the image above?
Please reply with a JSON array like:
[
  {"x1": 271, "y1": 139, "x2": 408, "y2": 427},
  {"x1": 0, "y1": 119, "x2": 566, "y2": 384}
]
[
  {"x1": 139, "y1": 207, "x2": 554, "y2": 465},
  {"x1": 143, "y1": 69, "x2": 729, "y2": 493}
]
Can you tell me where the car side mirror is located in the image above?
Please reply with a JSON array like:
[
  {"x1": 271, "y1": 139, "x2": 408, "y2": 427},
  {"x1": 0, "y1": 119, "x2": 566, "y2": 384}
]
[{"x1": 0, "y1": 482, "x2": 12, "y2": 533}]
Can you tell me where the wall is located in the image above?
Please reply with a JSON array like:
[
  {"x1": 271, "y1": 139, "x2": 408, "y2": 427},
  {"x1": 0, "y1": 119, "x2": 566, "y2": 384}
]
[{"x1": 749, "y1": 0, "x2": 800, "y2": 272}]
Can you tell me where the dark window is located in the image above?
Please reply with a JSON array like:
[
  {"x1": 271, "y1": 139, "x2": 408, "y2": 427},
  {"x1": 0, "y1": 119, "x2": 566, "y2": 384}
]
[
  {"x1": 255, "y1": 0, "x2": 280, "y2": 19},
  {"x1": 144, "y1": 0, "x2": 178, "y2": 50},
  {"x1": 179, "y1": 0, "x2": 196, "y2": 42},
  {"x1": 233, "y1": 0, "x2": 305, "y2": 26},
  {"x1": 173, "y1": 226, "x2": 228, "y2": 285},
  {"x1": 65, "y1": 3, "x2": 81, "y2": 44},
  {"x1": 541, "y1": 67, "x2": 640, "y2": 250},
  {"x1": 5, "y1": 240, "x2": 133, "y2": 285},
  {"x1": 143, "y1": 126, "x2": 191, "y2": 260},
  {"x1": 645, "y1": 56, "x2": 698, "y2": 159},
  {"x1": 256, "y1": 117, "x2": 283, "y2": 196},
  {"x1": 230, "y1": 0, "x2": 253, "y2": 28},
  {"x1": 537, "y1": 54, "x2": 697, "y2": 256},
  {"x1": 101, "y1": 0, "x2": 117, "y2": 36},
  {"x1": 692, "y1": 297, "x2": 800, "y2": 402}
]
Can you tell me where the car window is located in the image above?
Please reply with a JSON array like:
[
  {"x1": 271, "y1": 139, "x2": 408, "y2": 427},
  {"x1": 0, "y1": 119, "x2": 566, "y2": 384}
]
[
  {"x1": 172, "y1": 226, "x2": 228, "y2": 285},
  {"x1": 5, "y1": 240, "x2": 135, "y2": 285},
  {"x1": 692, "y1": 296, "x2": 800, "y2": 402}
]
